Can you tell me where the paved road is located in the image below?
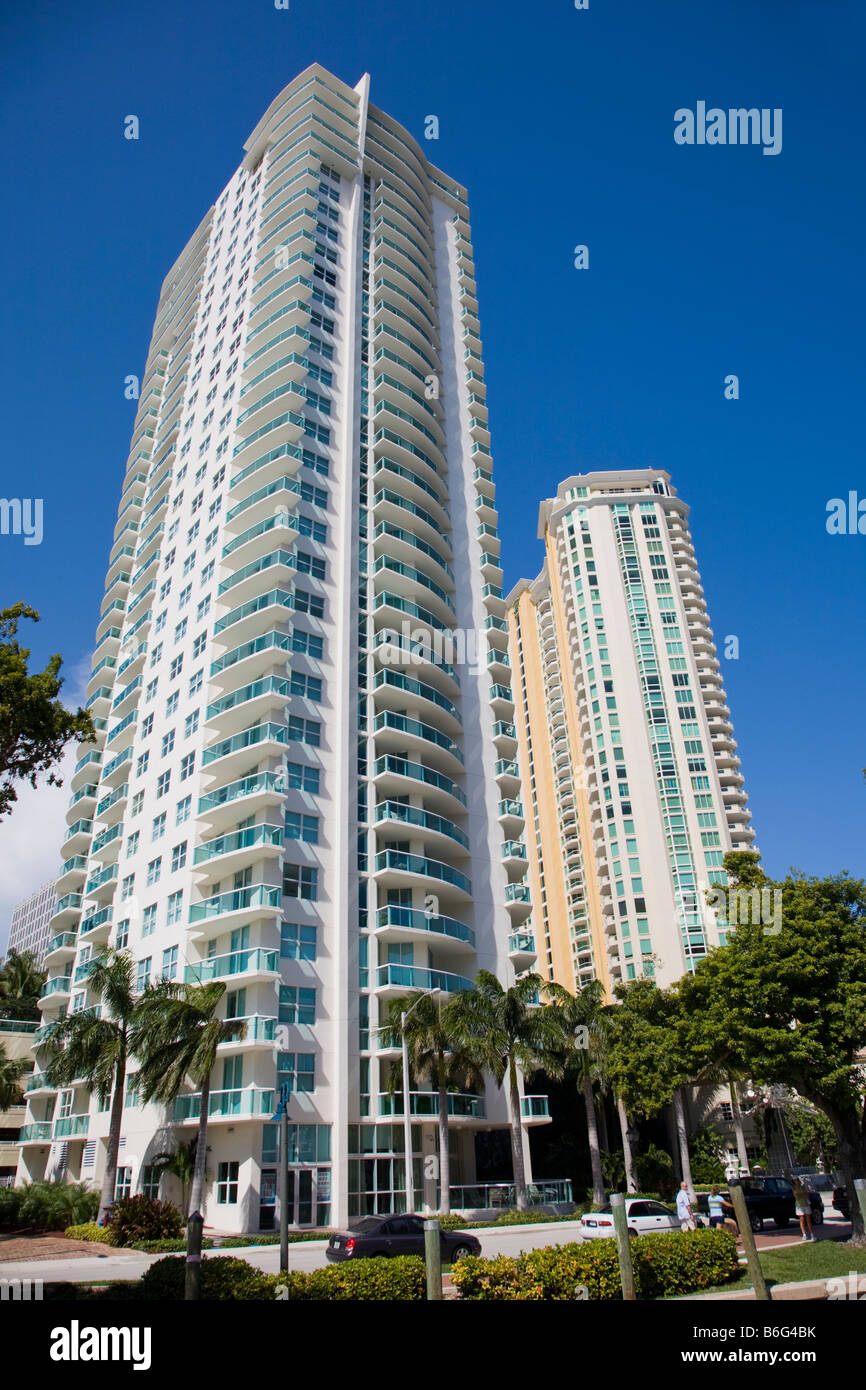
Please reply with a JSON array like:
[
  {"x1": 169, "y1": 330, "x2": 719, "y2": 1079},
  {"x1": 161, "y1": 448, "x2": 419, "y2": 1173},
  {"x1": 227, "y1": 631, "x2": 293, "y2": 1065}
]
[{"x1": 0, "y1": 1209, "x2": 851, "y2": 1285}]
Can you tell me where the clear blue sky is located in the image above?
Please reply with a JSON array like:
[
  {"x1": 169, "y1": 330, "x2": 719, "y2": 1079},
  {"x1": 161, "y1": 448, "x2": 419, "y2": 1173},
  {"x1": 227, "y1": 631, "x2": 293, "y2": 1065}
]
[{"x1": 0, "y1": 0, "x2": 863, "y2": 887}]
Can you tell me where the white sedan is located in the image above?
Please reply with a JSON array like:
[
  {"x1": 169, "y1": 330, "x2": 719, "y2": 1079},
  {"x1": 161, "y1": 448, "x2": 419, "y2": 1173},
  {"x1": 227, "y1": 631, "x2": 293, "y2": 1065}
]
[{"x1": 578, "y1": 1198, "x2": 680, "y2": 1240}]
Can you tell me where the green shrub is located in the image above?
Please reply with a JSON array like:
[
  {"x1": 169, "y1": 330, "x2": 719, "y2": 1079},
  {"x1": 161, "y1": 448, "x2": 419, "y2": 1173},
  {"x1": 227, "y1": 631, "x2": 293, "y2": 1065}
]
[
  {"x1": 0, "y1": 1181, "x2": 98, "y2": 1231},
  {"x1": 268, "y1": 1255, "x2": 426, "y2": 1301},
  {"x1": 65, "y1": 1222, "x2": 113, "y2": 1244},
  {"x1": 216, "y1": 1230, "x2": 331, "y2": 1247},
  {"x1": 139, "y1": 1255, "x2": 273, "y2": 1301},
  {"x1": 452, "y1": 1229, "x2": 739, "y2": 1301},
  {"x1": 131, "y1": 1237, "x2": 214, "y2": 1252},
  {"x1": 108, "y1": 1195, "x2": 184, "y2": 1248},
  {"x1": 635, "y1": 1144, "x2": 676, "y2": 1200}
]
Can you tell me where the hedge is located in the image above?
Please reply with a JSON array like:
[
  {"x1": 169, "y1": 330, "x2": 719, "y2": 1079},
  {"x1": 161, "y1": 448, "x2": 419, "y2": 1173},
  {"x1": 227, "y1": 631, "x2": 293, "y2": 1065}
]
[
  {"x1": 131, "y1": 1237, "x2": 214, "y2": 1252},
  {"x1": 0, "y1": 1181, "x2": 98, "y2": 1232},
  {"x1": 268, "y1": 1255, "x2": 426, "y2": 1301},
  {"x1": 139, "y1": 1255, "x2": 273, "y2": 1301},
  {"x1": 65, "y1": 1223, "x2": 114, "y2": 1244},
  {"x1": 216, "y1": 1231, "x2": 332, "y2": 1247},
  {"x1": 452, "y1": 1229, "x2": 739, "y2": 1300}
]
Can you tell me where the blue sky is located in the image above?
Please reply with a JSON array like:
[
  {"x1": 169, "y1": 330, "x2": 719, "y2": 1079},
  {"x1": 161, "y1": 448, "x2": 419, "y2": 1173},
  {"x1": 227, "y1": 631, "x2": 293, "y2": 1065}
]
[{"x1": 0, "y1": 0, "x2": 863, "y2": 940}]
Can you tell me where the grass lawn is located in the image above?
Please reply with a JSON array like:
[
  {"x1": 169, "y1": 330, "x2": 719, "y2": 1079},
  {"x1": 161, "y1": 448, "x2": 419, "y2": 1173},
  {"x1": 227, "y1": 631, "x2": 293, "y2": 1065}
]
[{"x1": 669, "y1": 1237, "x2": 866, "y2": 1298}]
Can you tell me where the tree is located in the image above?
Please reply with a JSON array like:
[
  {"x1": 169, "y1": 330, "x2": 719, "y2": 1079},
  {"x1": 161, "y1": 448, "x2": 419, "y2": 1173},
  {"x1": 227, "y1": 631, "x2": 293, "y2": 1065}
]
[
  {"x1": 606, "y1": 977, "x2": 698, "y2": 1190},
  {"x1": 385, "y1": 992, "x2": 482, "y2": 1215},
  {"x1": 131, "y1": 981, "x2": 246, "y2": 1216},
  {"x1": 45, "y1": 951, "x2": 137, "y2": 1222},
  {"x1": 0, "y1": 949, "x2": 47, "y2": 1021},
  {"x1": 783, "y1": 1101, "x2": 838, "y2": 1170},
  {"x1": 151, "y1": 1138, "x2": 200, "y2": 1215},
  {"x1": 0, "y1": 1042, "x2": 28, "y2": 1109},
  {"x1": 0, "y1": 603, "x2": 94, "y2": 819},
  {"x1": 450, "y1": 971, "x2": 563, "y2": 1210},
  {"x1": 680, "y1": 852, "x2": 866, "y2": 1241},
  {"x1": 545, "y1": 980, "x2": 609, "y2": 1205}
]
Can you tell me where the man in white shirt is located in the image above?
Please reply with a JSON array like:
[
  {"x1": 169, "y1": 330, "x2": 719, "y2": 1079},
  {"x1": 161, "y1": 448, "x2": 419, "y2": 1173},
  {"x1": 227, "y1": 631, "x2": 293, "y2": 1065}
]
[{"x1": 676, "y1": 1181, "x2": 696, "y2": 1231}]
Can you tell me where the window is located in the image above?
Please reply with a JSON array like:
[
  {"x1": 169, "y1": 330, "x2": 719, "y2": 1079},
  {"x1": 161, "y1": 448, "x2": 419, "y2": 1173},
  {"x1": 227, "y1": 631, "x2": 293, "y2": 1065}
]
[
  {"x1": 161, "y1": 946, "x2": 178, "y2": 980},
  {"x1": 115, "y1": 1167, "x2": 132, "y2": 1200},
  {"x1": 216, "y1": 1161, "x2": 239, "y2": 1204},
  {"x1": 162, "y1": 730, "x2": 176, "y2": 757},
  {"x1": 167, "y1": 890, "x2": 183, "y2": 925},
  {"x1": 157, "y1": 770, "x2": 171, "y2": 798},
  {"x1": 130, "y1": 790, "x2": 144, "y2": 817},
  {"x1": 142, "y1": 904, "x2": 157, "y2": 936},
  {"x1": 176, "y1": 795, "x2": 192, "y2": 825},
  {"x1": 116, "y1": 918, "x2": 130, "y2": 950},
  {"x1": 141, "y1": 713, "x2": 154, "y2": 738},
  {"x1": 280, "y1": 920, "x2": 316, "y2": 960},
  {"x1": 283, "y1": 864, "x2": 318, "y2": 900},
  {"x1": 282, "y1": 760, "x2": 319, "y2": 794},
  {"x1": 136, "y1": 958, "x2": 152, "y2": 992},
  {"x1": 166, "y1": 691, "x2": 179, "y2": 716},
  {"x1": 288, "y1": 716, "x2": 320, "y2": 747},
  {"x1": 180, "y1": 752, "x2": 195, "y2": 781},
  {"x1": 174, "y1": 618, "x2": 188, "y2": 643},
  {"x1": 171, "y1": 842, "x2": 187, "y2": 872},
  {"x1": 179, "y1": 583, "x2": 192, "y2": 609},
  {"x1": 185, "y1": 710, "x2": 199, "y2": 738},
  {"x1": 169, "y1": 655, "x2": 183, "y2": 680},
  {"x1": 145, "y1": 678, "x2": 158, "y2": 701},
  {"x1": 120, "y1": 873, "x2": 135, "y2": 901},
  {"x1": 289, "y1": 671, "x2": 322, "y2": 701},
  {"x1": 196, "y1": 597, "x2": 211, "y2": 623},
  {"x1": 189, "y1": 670, "x2": 203, "y2": 697},
  {"x1": 126, "y1": 830, "x2": 140, "y2": 858},
  {"x1": 276, "y1": 1052, "x2": 315, "y2": 1093},
  {"x1": 285, "y1": 811, "x2": 319, "y2": 843},
  {"x1": 135, "y1": 751, "x2": 150, "y2": 777},
  {"x1": 201, "y1": 559, "x2": 215, "y2": 585},
  {"x1": 192, "y1": 632, "x2": 207, "y2": 659},
  {"x1": 146, "y1": 857, "x2": 162, "y2": 887},
  {"x1": 140, "y1": 1166, "x2": 161, "y2": 1199},
  {"x1": 152, "y1": 811, "x2": 166, "y2": 840},
  {"x1": 278, "y1": 985, "x2": 316, "y2": 1025}
]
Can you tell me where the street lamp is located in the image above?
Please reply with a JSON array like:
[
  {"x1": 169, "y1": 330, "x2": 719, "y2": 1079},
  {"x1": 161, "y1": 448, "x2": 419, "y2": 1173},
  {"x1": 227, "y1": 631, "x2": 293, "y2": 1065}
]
[{"x1": 401, "y1": 988, "x2": 440, "y2": 1214}]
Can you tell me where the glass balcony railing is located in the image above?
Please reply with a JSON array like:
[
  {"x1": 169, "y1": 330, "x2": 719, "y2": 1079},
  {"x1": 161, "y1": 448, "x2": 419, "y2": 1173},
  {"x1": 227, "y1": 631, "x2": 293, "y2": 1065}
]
[
  {"x1": 188, "y1": 886, "x2": 281, "y2": 923},
  {"x1": 202, "y1": 723, "x2": 289, "y2": 767},
  {"x1": 19, "y1": 1122, "x2": 53, "y2": 1142},
  {"x1": 40, "y1": 976, "x2": 72, "y2": 998},
  {"x1": 183, "y1": 949, "x2": 279, "y2": 983},
  {"x1": 80, "y1": 907, "x2": 113, "y2": 935},
  {"x1": 508, "y1": 933, "x2": 536, "y2": 955},
  {"x1": 193, "y1": 824, "x2": 283, "y2": 865},
  {"x1": 209, "y1": 630, "x2": 292, "y2": 677},
  {"x1": 373, "y1": 711, "x2": 462, "y2": 763},
  {"x1": 54, "y1": 1114, "x2": 89, "y2": 1139},
  {"x1": 25, "y1": 1072, "x2": 54, "y2": 1093},
  {"x1": 376, "y1": 905, "x2": 474, "y2": 948},
  {"x1": 521, "y1": 1095, "x2": 551, "y2": 1119},
  {"x1": 173, "y1": 1086, "x2": 275, "y2": 1122},
  {"x1": 52, "y1": 893, "x2": 83, "y2": 915},
  {"x1": 374, "y1": 801, "x2": 468, "y2": 849},
  {"x1": 374, "y1": 755, "x2": 465, "y2": 805},
  {"x1": 375, "y1": 964, "x2": 474, "y2": 994},
  {"x1": 375, "y1": 851, "x2": 471, "y2": 895},
  {"x1": 501, "y1": 841, "x2": 528, "y2": 860},
  {"x1": 46, "y1": 932, "x2": 78, "y2": 956},
  {"x1": 378, "y1": 1091, "x2": 485, "y2": 1119},
  {"x1": 373, "y1": 668, "x2": 460, "y2": 722},
  {"x1": 197, "y1": 771, "x2": 282, "y2": 814},
  {"x1": 505, "y1": 884, "x2": 531, "y2": 904}
]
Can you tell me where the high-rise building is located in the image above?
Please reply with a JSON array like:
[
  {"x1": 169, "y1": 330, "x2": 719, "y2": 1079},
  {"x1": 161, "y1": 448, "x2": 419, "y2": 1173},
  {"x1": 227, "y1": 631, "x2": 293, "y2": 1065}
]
[
  {"x1": 20, "y1": 64, "x2": 545, "y2": 1228},
  {"x1": 6, "y1": 879, "x2": 58, "y2": 965},
  {"x1": 507, "y1": 469, "x2": 755, "y2": 994}
]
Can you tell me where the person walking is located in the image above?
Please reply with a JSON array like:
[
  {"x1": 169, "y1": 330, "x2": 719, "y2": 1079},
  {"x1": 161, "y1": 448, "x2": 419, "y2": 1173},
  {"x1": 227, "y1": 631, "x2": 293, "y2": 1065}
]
[
  {"x1": 676, "y1": 1181, "x2": 697, "y2": 1232},
  {"x1": 707, "y1": 1185, "x2": 727, "y2": 1229},
  {"x1": 791, "y1": 1176, "x2": 814, "y2": 1241}
]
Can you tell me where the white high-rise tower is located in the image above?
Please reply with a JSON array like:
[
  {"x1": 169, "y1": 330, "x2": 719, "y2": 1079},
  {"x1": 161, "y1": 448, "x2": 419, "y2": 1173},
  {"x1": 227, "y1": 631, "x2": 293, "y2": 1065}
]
[{"x1": 20, "y1": 65, "x2": 546, "y2": 1230}]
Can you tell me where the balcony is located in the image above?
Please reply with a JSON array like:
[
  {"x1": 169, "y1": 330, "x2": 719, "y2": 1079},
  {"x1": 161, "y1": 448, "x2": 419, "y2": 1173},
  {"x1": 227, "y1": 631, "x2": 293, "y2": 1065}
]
[
  {"x1": 25, "y1": 1072, "x2": 55, "y2": 1095},
  {"x1": 378, "y1": 1091, "x2": 486, "y2": 1121},
  {"x1": 39, "y1": 976, "x2": 72, "y2": 1006},
  {"x1": 188, "y1": 885, "x2": 282, "y2": 939},
  {"x1": 201, "y1": 721, "x2": 291, "y2": 780},
  {"x1": 196, "y1": 770, "x2": 284, "y2": 830},
  {"x1": 216, "y1": 1014, "x2": 278, "y2": 1047},
  {"x1": 373, "y1": 710, "x2": 462, "y2": 771},
  {"x1": 55, "y1": 855, "x2": 88, "y2": 895},
  {"x1": 19, "y1": 1122, "x2": 53, "y2": 1144},
  {"x1": 44, "y1": 932, "x2": 78, "y2": 966},
  {"x1": 504, "y1": 882, "x2": 532, "y2": 921},
  {"x1": 79, "y1": 906, "x2": 113, "y2": 944},
  {"x1": 498, "y1": 800, "x2": 525, "y2": 836},
  {"x1": 183, "y1": 947, "x2": 280, "y2": 986},
  {"x1": 84, "y1": 863, "x2": 119, "y2": 902},
  {"x1": 62, "y1": 819, "x2": 93, "y2": 856},
  {"x1": 508, "y1": 932, "x2": 537, "y2": 967},
  {"x1": 373, "y1": 755, "x2": 465, "y2": 813},
  {"x1": 54, "y1": 1114, "x2": 90, "y2": 1139},
  {"x1": 205, "y1": 675, "x2": 294, "y2": 736},
  {"x1": 374, "y1": 850, "x2": 472, "y2": 900},
  {"x1": 375, "y1": 905, "x2": 475, "y2": 952},
  {"x1": 374, "y1": 800, "x2": 468, "y2": 853},
  {"x1": 50, "y1": 894, "x2": 83, "y2": 928},
  {"x1": 521, "y1": 1095, "x2": 551, "y2": 1121},
  {"x1": 375, "y1": 964, "x2": 474, "y2": 998},
  {"x1": 193, "y1": 823, "x2": 283, "y2": 879},
  {"x1": 209, "y1": 631, "x2": 294, "y2": 688},
  {"x1": 173, "y1": 1086, "x2": 275, "y2": 1124}
]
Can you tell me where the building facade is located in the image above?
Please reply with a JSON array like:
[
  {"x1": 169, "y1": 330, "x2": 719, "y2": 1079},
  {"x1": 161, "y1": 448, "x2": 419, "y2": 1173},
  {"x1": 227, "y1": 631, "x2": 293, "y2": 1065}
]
[
  {"x1": 507, "y1": 469, "x2": 755, "y2": 994},
  {"x1": 19, "y1": 64, "x2": 544, "y2": 1229},
  {"x1": 6, "y1": 879, "x2": 58, "y2": 965}
]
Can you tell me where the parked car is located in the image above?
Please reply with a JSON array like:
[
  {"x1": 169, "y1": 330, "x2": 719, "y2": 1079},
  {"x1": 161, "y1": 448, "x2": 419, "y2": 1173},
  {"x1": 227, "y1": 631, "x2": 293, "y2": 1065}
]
[
  {"x1": 832, "y1": 1185, "x2": 850, "y2": 1219},
  {"x1": 326, "y1": 1215, "x2": 481, "y2": 1262},
  {"x1": 696, "y1": 1177, "x2": 824, "y2": 1232},
  {"x1": 578, "y1": 1198, "x2": 680, "y2": 1240}
]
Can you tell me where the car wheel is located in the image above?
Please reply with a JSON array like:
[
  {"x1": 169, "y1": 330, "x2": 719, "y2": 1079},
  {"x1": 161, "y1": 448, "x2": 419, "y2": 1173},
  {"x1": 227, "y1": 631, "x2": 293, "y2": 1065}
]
[
  {"x1": 749, "y1": 1212, "x2": 763, "y2": 1233},
  {"x1": 451, "y1": 1244, "x2": 473, "y2": 1261},
  {"x1": 627, "y1": 1227, "x2": 638, "y2": 1239},
  {"x1": 812, "y1": 1208, "x2": 824, "y2": 1227}
]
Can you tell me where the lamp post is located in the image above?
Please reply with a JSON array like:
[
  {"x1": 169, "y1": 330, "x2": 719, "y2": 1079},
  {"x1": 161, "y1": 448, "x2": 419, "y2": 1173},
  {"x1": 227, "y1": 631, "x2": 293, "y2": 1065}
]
[{"x1": 401, "y1": 988, "x2": 440, "y2": 1215}]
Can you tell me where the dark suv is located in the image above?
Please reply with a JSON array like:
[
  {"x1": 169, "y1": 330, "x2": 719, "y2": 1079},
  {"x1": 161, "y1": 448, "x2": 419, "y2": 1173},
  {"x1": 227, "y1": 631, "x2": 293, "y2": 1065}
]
[{"x1": 736, "y1": 1177, "x2": 823, "y2": 1232}]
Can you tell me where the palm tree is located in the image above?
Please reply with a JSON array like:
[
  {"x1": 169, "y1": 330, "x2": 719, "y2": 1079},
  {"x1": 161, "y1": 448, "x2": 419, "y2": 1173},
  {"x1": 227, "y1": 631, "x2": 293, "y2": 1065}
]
[
  {"x1": 0, "y1": 949, "x2": 47, "y2": 1021},
  {"x1": 450, "y1": 971, "x2": 563, "y2": 1211},
  {"x1": 44, "y1": 950, "x2": 137, "y2": 1222},
  {"x1": 545, "y1": 980, "x2": 609, "y2": 1205},
  {"x1": 0, "y1": 1041, "x2": 28, "y2": 1109},
  {"x1": 151, "y1": 1137, "x2": 199, "y2": 1214},
  {"x1": 131, "y1": 980, "x2": 246, "y2": 1216},
  {"x1": 384, "y1": 992, "x2": 482, "y2": 1216}
]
